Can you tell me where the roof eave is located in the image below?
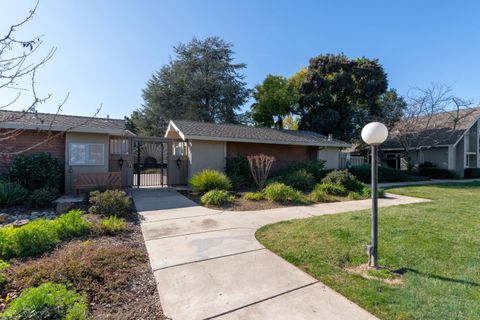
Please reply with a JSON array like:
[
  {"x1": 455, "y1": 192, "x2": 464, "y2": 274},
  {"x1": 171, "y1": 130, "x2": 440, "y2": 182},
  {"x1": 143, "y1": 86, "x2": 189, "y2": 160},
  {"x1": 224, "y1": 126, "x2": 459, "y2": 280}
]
[
  {"x1": 0, "y1": 122, "x2": 131, "y2": 136},
  {"x1": 184, "y1": 134, "x2": 350, "y2": 148}
]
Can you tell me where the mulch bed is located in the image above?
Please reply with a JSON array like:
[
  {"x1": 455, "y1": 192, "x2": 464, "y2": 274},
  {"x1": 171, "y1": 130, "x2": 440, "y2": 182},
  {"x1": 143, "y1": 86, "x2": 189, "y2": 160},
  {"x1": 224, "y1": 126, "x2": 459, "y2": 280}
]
[{"x1": 0, "y1": 210, "x2": 164, "y2": 320}]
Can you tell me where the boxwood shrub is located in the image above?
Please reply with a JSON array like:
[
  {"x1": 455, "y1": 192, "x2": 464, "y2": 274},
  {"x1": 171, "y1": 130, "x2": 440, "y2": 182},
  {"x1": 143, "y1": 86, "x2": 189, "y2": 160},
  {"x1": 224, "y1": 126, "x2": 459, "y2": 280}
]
[
  {"x1": 465, "y1": 168, "x2": 480, "y2": 178},
  {"x1": 88, "y1": 189, "x2": 131, "y2": 217},
  {"x1": 282, "y1": 169, "x2": 315, "y2": 191},
  {"x1": 419, "y1": 162, "x2": 459, "y2": 179},
  {"x1": 189, "y1": 169, "x2": 232, "y2": 194},
  {"x1": 349, "y1": 164, "x2": 426, "y2": 183},
  {"x1": 321, "y1": 170, "x2": 364, "y2": 192}
]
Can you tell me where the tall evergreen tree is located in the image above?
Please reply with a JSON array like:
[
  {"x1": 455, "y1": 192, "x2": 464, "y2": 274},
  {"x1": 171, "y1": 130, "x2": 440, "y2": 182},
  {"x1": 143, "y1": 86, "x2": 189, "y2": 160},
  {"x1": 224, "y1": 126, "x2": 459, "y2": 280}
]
[
  {"x1": 298, "y1": 54, "x2": 392, "y2": 142},
  {"x1": 131, "y1": 37, "x2": 250, "y2": 136}
]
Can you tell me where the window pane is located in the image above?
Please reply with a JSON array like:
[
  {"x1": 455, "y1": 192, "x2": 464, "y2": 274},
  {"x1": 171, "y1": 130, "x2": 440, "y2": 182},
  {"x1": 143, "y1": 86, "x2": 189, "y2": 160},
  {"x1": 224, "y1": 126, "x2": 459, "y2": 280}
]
[
  {"x1": 88, "y1": 144, "x2": 104, "y2": 165},
  {"x1": 69, "y1": 143, "x2": 104, "y2": 165},
  {"x1": 110, "y1": 138, "x2": 129, "y2": 155}
]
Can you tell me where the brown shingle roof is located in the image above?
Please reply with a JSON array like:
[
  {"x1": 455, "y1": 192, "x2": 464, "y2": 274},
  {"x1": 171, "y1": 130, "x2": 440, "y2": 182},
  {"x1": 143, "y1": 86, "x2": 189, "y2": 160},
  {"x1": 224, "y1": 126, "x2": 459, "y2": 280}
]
[
  {"x1": 0, "y1": 110, "x2": 130, "y2": 135},
  {"x1": 170, "y1": 120, "x2": 350, "y2": 147},
  {"x1": 383, "y1": 107, "x2": 480, "y2": 149}
]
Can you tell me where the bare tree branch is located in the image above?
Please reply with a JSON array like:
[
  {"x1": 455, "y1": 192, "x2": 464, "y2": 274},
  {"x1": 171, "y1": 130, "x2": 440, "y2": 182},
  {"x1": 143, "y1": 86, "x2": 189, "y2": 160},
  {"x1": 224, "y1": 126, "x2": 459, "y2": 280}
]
[{"x1": 0, "y1": 1, "x2": 101, "y2": 156}]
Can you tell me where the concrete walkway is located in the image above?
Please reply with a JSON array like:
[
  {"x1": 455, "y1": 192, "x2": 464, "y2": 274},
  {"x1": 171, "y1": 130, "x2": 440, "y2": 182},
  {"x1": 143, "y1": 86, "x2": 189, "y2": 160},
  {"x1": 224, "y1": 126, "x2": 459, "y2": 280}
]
[{"x1": 132, "y1": 189, "x2": 428, "y2": 320}]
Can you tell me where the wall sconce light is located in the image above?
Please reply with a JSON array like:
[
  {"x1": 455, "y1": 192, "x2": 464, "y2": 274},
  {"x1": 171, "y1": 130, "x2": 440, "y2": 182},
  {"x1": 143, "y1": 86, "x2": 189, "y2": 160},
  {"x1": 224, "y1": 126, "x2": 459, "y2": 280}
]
[
  {"x1": 118, "y1": 157, "x2": 124, "y2": 169},
  {"x1": 176, "y1": 157, "x2": 181, "y2": 167}
]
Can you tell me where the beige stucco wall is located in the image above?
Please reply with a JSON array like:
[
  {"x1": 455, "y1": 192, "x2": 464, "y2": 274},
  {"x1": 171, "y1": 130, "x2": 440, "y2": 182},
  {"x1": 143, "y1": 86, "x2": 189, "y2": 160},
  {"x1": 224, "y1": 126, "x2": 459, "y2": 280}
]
[
  {"x1": 318, "y1": 147, "x2": 341, "y2": 169},
  {"x1": 65, "y1": 132, "x2": 109, "y2": 193},
  {"x1": 188, "y1": 140, "x2": 226, "y2": 178}
]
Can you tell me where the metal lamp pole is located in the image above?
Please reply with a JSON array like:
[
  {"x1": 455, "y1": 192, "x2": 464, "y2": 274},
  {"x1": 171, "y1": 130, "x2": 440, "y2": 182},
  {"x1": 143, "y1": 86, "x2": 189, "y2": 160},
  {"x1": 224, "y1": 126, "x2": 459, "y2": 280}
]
[
  {"x1": 370, "y1": 144, "x2": 379, "y2": 268},
  {"x1": 361, "y1": 122, "x2": 388, "y2": 269}
]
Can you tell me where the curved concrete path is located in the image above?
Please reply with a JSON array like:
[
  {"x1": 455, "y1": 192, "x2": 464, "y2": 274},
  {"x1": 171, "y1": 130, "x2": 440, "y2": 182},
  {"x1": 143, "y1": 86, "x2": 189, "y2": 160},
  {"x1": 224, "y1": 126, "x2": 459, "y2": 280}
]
[{"x1": 132, "y1": 188, "x2": 428, "y2": 320}]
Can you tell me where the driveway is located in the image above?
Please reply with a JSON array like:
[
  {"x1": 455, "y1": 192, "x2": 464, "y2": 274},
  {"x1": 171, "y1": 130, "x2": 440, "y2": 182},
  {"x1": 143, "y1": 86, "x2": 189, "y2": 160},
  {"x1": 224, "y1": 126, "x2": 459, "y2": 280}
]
[{"x1": 132, "y1": 188, "x2": 427, "y2": 320}]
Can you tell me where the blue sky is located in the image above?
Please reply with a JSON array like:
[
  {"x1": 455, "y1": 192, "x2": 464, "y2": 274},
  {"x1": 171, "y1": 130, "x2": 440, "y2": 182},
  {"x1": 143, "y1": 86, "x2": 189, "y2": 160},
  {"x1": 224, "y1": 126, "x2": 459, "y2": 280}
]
[{"x1": 1, "y1": 0, "x2": 480, "y2": 119}]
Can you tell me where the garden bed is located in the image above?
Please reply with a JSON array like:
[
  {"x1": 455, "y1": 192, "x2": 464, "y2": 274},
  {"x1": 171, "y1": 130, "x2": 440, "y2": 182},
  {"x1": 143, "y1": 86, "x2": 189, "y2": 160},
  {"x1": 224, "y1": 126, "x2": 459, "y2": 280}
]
[
  {"x1": 179, "y1": 190, "x2": 303, "y2": 211},
  {"x1": 0, "y1": 199, "x2": 164, "y2": 319}
]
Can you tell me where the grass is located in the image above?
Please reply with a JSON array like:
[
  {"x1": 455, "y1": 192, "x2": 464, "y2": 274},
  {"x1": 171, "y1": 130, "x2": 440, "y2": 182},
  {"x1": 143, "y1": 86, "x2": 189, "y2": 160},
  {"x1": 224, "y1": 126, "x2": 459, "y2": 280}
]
[{"x1": 256, "y1": 182, "x2": 480, "y2": 320}]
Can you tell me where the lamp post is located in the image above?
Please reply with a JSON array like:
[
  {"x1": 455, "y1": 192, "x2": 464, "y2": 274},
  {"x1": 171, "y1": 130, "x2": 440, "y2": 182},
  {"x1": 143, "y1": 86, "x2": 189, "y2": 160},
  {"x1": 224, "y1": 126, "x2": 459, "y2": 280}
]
[{"x1": 361, "y1": 122, "x2": 389, "y2": 268}]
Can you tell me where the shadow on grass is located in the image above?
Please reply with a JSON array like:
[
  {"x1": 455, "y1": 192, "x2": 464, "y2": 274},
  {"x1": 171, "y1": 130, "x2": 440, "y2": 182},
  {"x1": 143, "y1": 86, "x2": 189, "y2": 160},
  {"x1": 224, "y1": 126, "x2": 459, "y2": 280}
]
[{"x1": 396, "y1": 267, "x2": 480, "y2": 287}]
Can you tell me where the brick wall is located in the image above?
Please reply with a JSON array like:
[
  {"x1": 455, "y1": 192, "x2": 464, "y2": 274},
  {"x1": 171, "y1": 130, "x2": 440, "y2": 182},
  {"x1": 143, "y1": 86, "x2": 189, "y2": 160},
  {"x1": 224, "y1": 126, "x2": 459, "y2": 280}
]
[
  {"x1": 0, "y1": 129, "x2": 65, "y2": 173},
  {"x1": 226, "y1": 142, "x2": 317, "y2": 173}
]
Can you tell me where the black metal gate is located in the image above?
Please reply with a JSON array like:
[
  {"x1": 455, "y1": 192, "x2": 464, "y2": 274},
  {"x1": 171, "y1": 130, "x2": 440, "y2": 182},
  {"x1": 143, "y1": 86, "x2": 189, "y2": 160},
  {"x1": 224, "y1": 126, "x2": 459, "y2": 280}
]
[{"x1": 133, "y1": 139, "x2": 169, "y2": 187}]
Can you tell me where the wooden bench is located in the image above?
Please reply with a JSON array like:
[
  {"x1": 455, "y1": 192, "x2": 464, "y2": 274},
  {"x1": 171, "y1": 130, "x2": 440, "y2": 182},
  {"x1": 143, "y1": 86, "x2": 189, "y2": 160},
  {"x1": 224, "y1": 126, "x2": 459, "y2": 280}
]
[{"x1": 74, "y1": 172, "x2": 122, "y2": 195}]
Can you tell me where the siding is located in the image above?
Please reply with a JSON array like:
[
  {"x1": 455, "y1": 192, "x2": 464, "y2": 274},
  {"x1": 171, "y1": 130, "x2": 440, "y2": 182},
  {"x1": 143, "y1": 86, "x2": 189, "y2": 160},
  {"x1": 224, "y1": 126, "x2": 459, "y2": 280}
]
[
  {"x1": 0, "y1": 129, "x2": 65, "y2": 173},
  {"x1": 188, "y1": 140, "x2": 226, "y2": 178},
  {"x1": 226, "y1": 142, "x2": 317, "y2": 173}
]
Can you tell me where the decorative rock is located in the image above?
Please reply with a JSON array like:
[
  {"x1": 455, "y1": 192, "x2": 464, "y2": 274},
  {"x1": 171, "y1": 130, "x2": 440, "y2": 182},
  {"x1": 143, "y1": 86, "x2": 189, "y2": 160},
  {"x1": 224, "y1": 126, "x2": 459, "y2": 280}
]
[
  {"x1": 0, "y1": 213, "x2": 9, "y2": 223},
  {"x1": 12, "y1": 219, "x2": 29, "y2": 227},
  {"x1": 56, "y1": 202, "x2": 74, "y2": 214}
]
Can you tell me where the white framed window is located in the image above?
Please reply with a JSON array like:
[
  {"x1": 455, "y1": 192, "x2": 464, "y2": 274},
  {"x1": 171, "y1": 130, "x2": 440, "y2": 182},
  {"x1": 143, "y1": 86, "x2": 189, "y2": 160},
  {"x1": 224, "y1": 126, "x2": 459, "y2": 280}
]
[
  {"x1": 69, "y1": 143, "x2": 105, "y2": 166},
  {"x1": 172, "y1": 141, "x2": 187, "y2": 156},
  {"x1": 110, "y1": 138, "x2": 130, "y2": 155}
]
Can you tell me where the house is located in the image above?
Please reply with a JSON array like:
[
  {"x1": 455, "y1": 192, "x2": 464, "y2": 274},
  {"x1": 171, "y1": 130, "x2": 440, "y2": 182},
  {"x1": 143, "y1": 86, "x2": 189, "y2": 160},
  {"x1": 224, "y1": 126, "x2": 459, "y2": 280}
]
[
  {"x1": 0, "y1": 110, "x2": 135, "y2": 193},
  {"x1": 164, "y1": 120, "x2": 351, "y2": 178},
  {"x1": 380, "y1": 107, "x2": 480, "y2": 177},
  {"x1": 0, "y1": 111, "x2": 351, "y2": 192}
]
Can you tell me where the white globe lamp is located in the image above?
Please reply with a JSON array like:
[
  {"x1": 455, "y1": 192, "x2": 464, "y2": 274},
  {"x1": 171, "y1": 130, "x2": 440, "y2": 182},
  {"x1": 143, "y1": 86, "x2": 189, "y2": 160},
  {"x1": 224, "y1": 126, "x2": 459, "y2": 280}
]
[
  {"x1": 361, "y1": 122, "x2": 388, "y2": 145},
  {"x1": 361, "y1": 122, "x2": 388, "y2": 269}
]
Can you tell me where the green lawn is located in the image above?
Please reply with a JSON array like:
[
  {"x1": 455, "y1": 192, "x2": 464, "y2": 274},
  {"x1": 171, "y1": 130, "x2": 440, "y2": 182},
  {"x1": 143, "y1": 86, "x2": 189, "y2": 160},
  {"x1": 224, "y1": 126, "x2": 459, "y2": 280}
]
[{"x1": 256, "y1": 182, "x2": 480, "y2": 320}]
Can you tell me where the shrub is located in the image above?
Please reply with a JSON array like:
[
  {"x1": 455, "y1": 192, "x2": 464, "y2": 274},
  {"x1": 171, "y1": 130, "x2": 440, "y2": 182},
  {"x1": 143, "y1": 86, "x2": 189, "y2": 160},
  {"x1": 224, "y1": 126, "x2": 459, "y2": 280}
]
[
  {"x1": 308, "y1": 189, "x2": 333, "y2": 203},
  {"x1": 6, "y1": 153, "x2": 63, "y2": 191},
  {"x1": 189, "y1": 170, "x2": 232, "y2": 194},
  {"x1": 0, "y1": 210, "x2": 90, "y2": 260},
  {"x1": 321, "y1": 170, "x2": 364, "y2": 192},
  {"x1": 88, "y1": 189, "x2": 131, "y2": 216},
  {"x1": 419, "y1": 162, "x2": 459, "y2": 179},
  {"x1": 315, "y1": 183, "x2": 348, "y2": 196},
  {"x1": 26, "y1": 188, "x2": 57, "y2": 208},
  {"x1": 363, "y1": 186, "x2": 386, "y2": 198},
  {"x1": 347, "y1": 192, "x2": 364, "y2": 200},
  {"x1": 53, "y1": 209, "x2": 90, "y2": 241},
  {"x1": 1, "y1": 282, "x2": 88, "y2": 320},
  {"x1": 349, "y1": 164, "x2": 426, "y2": 183},
  {"x1": 200, "y1": 190, "x2": 234, "y2": 206},
  {"x1": 283, "y1": 169, "x2": 315, "y2": 191},
  {"x1": 6, "y1": 240, "x2": 147, "y2": 305},
  {"x1": 101, "y1": 216, "x2": 127, "y2": 235},
  {"x1": 247, "y1": 154, "x2": 276, "y2": 190},
  {"x1": 226, "y1": 156, "x2": 254, "y2": 189},
  {"x1": 289, "y1": 160, "x2": 327, "y2": 181},
  {"x1": 465, "y1": 168, "x2": 480, "y2": 178},
  {"x1": 0, "y1": 259, "x2": 10, "y2": 285},
  {"x1": 0, "y1": 181, "x2": 29, "y2": 207},
  {"x1": 242, "y1": 191, "x2": 265, "y2": 201},
  {"x1": 264, "y1": 182, "x2": 303, "y2": 203}
]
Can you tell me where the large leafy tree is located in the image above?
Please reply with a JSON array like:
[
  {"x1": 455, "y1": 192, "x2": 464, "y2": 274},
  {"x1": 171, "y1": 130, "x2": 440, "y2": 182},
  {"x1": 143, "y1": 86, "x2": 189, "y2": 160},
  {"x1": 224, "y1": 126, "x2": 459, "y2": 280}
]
[
  {"x1": 251, "y1": 68, "x2": 306, "y2": 129},
  {"x1": 130, "y1": 37, "x2": 250, "y2": 136},
  {"x1": 297, "y1": 54, "x2": 400, "y2": 142}
]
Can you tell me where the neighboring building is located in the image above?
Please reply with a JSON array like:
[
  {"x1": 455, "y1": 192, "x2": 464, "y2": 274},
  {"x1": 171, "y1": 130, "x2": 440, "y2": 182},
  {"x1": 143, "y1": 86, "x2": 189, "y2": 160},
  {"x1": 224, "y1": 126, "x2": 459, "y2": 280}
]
[
  {"x1": 164, "y1": 120, "x2": 351, "y2": 178},
  {"x1": 0, "y1": 110, "x2": 135, "y2": 193},
  {"x1": 380, "y1": 107, "x2": 480, "y2": 176}
]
